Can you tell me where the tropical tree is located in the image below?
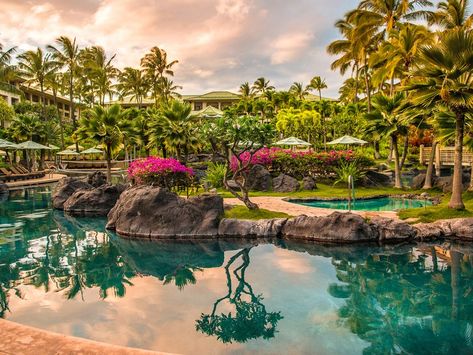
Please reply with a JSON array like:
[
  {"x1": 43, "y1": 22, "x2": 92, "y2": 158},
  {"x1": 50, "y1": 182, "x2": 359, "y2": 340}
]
[
  {"x1": 75, "y1": 104, "x2": 125, "y2": 182},
  {"x1": 17, "y1": 48, "x2": 58, "y2": 104},
  {"x1": 47, "y1": 36, "x2": 81, "y2": 148},
  {"x1": 140, "y1": 47, "x2": 178, "y2": 105},
  {"x1": 117, "y1": 67, "x2": 149, "y2": 106},
  {"x1": 158, "y1": 77, "x2": 182, "y2": 104},
  {"x1": 289, "y1": 82, "x2": 309, "y2": 100},
  {"x1": 0, "y1": 98, "x2": 15, "y2": 129},
  {"x1": 408, "y1": 30, "x2": 473, "y2": 209},
  {"x1": 429, "y1": 0, "x2": 473, "y2": 30},
  {"x1": 252, "y1": 77, "x2": 275, "y2": 94},
  {"x1": 308, "y1": 76, "x2": 328, "y2": 100},
  {"x1": 365, "y1": 93, "x2": 409, "y2": 188},
  {"x1": 239, "y1": 82, "x2": 254, "y2": 99},
  {"x1": 0, "y1": 43, "x2": 17, "y2": 83}
]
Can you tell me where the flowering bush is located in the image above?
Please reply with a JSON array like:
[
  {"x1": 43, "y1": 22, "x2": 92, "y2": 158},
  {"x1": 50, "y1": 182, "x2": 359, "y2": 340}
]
[
  {"x1": 128, "y1": 156, "x2": 194, "y2": 188},
  {"x1": 230, "y1": 147, "x2": 372, "y2": 179}
]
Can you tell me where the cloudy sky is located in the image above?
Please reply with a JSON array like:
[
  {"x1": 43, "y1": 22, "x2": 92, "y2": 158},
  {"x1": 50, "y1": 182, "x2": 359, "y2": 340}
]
[{"x1": 0, "y1": 0, "x2": 363, "y2": 97}]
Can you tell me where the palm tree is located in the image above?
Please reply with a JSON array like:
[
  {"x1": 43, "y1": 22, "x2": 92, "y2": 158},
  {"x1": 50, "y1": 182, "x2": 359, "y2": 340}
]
[
  {"x1": 339, "y1": 77, "x2": 362, "y2": 103},
  {"x1": 429, "y1": 0, "x2": 473, "y2": 30},
  {"x1": 45, "y1": 71, "x2": 65, "y2": 148},
  {"x1": 308, "y1": 76, "x2": 328, "y2": 100},
  {"x1": 239, "y1": 82, "x2": 254, "y2": 99},
  {"x1": 289, "y1": 82, "x2": 309, "y2": 100},
  {"x1": 75, "y1": 104, "x2": 125, "y2": 182},
  {"x1": 158, "y1": 77, "x2": 182, "y2": 104},
  {"x1": 140, "y1": 47, "x2": 178, "y2": 105},
  {"x1": 80, "y1": 46, "x2": 118, "y2": 105},
  {"x1": 0, "y1": 43, "x2": 17, "y2": 83},
  {"x1": 252, "y1": 77, "x2": 275, "y2": 94},
  {"x1": 117, "y1": 67, "x2": 149, "y2": 106},
  {"x1": 408, "y1": 30, "x2": 473, "y2": 209},
  {"x1": 365, "y1": 93, "x2": 409, "y2": 188},
  {"x1": 47, "y1": 36, "x2": 80, "y2": 149},
  {"x1": 17, "y1": 48, "x2": 57, "y2": 105}
]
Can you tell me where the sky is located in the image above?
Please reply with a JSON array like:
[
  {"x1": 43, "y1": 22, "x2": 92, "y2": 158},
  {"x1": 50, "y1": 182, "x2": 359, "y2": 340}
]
[{"x1": 0, "y1": 0, "x2": 363, "y2": 98}]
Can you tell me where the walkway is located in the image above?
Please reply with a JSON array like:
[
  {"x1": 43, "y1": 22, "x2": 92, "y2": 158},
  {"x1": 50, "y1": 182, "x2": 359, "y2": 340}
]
[
  {"x1": 0, "y1": 319, "x2": 173, "y2": 355},
  {"x1": 5, "y1": 174, "x2": 66, "y2": 190},
  {"x1": 224, "y1": 196, "x2": 399, "y2": 219}
]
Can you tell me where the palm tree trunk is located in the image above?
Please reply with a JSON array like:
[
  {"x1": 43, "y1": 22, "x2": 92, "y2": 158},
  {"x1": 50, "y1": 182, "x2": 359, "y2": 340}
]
[
  {"x1": 423, "y1": 140, "x2": 437, "y2": 189},
  {"x1": 400, "y1": 134, "x2": 409, "y2": 170},
  {"x1": 354, "y1": 64, "x2": 359, "y2": 103},
  {"x1": 392, "y1": 135, "x2": 402, "y2": 188},
  {"x1": 106, "y1": 144, "x2": 112, "y2": 183},
  {"x1": 450, "y1": 250, "x2": 461, "y2": 320},
  {"x1": 363, "y1": 53, "x2": 372, "y2": 112},
  {"x1": 318, "y1": 88, "x2": 322, "y2": 101},
  {"x1": 69, "y1": 74, "x2": 79, "y2": 153},
  {"x1": 448, "y1": 112, "x2": 465, "y2": 209}
]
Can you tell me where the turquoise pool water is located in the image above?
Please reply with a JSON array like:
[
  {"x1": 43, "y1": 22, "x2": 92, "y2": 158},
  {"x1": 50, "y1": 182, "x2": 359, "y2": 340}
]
[
  {"x1": 293, "y1": 197, "x2": 432, "y2": 211},
  {"x1": 1, "y1": 187, "x2": 472, "y2": 354}
]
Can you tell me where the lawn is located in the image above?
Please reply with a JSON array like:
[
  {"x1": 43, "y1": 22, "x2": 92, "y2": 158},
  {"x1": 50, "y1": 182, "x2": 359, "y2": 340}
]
[{"x1": 224, "y1": 205, "x2": 291, "y2": 220}]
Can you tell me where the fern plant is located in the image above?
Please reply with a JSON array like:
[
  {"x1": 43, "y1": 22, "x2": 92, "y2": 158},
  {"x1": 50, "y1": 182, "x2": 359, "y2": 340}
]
[{"x1": 204, "y1": 162, "x2": 227, "y2": 188}]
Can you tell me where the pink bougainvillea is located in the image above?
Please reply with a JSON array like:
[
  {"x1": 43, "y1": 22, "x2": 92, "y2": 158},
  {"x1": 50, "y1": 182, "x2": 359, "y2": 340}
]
[{"x1": 128, "y1": 156, "x2": 194, "y2": 186}]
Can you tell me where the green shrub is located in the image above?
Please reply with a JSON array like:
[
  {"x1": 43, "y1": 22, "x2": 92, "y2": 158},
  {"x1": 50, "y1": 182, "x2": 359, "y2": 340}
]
[
  {"x1": 333, "y1": 159, "x2": 367, "y2": 186},
  {"x1": 204, "y1": 162, "x2": 227, "y2": 188}
]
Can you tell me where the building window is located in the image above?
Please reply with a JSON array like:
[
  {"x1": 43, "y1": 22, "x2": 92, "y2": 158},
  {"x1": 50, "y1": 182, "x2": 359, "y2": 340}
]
[
  {"x1": 194, "y1": 102, "x2": 202, "y2": 110},
  {"x1": 11, "y1": 98, "x2": 19, "y2": 105}
]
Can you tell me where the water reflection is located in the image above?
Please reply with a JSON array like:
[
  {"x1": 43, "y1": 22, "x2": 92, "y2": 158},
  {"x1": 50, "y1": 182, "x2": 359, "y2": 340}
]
[{"x1": 1, "y1": 187, "x2": 473, "y2": 353}]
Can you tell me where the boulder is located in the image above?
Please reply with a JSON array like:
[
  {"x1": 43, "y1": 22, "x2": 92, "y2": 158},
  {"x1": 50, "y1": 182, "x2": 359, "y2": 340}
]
[
  {"x1": 413, "y1": 218, "x2": 473, "y2": 241},
  {"x1": 281, "y1": 212, "x2": 377, "y2": 243},
  {"x1": 411, "y1": 173, "x2": 426, "y2": 189},
  {"x1": 414, "y1": 223, "x2": 445, "y2": 241},
  {"x1": 435, "y1": 173, "x2": 470, "y2": 193},
  {"x1": 218, "y1": 218, "x2": 288, "y2": 238},
  {"x1": 369, "y1": 217, "x2": 416, "y2": 242},
  {"x1": 302, "y1": 176, "x2": 317, "y2": 190},
  {"x1": 106, "y1": 185, "x2": 224, "y2": 238},
  {"x1": 359, "y1": 170, "x2": 392, "y2": 187},
  {"x1": 273, "y1": 174, "x2": 299, "y2": 193},
  {"x1": 52, "y1": 177, "x2": 92, "y2": 210},
  {"x1": 64, "y1": 184, "x2": 126, "y2": 216},
  {"x1": 247, "y1": 164, "x2": 272, "y2": 191},
  {"x1": 87, "y1": 171, "x2": 107, "y2": 187}
]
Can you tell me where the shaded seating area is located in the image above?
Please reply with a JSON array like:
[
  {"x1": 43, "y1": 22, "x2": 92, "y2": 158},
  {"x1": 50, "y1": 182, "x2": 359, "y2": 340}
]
[{"x1": 0, "y1": 166, "x2": 45, "y2": 182}]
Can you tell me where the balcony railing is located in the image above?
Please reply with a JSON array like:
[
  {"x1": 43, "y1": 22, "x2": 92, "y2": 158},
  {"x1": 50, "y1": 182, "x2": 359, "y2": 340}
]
[{"x1": 0, "y1": 82, "x2": 23, "y2": 96}]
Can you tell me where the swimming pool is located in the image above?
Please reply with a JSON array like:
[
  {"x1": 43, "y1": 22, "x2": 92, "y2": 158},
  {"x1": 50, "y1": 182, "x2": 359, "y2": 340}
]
[
  {"x1": 0, "y1": 187, "x2": 471, "y2": 354},
  {"x1": 290, "y1": 196, "x2": 432, "y2": 211}
]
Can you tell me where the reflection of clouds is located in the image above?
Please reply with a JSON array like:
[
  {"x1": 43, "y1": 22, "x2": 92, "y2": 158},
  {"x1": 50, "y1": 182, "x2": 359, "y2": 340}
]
[{"x1": 272, "y1": 248, "x2": 314, "y2": 274}]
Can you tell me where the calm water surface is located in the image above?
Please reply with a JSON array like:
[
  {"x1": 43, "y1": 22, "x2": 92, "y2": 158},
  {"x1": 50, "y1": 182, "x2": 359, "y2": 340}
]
[
  {"x1": 294, "y1": 197, "x2": 432, "y2": 211},
  {"x1": 1, "y1": 187, "x2": 472, "y2": 354}
]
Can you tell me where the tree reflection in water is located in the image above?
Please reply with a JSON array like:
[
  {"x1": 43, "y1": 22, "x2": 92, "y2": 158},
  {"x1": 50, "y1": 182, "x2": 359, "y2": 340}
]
[
  {"x1": 196, "y1": 247, "x2": 283, "y2": 344},
  {"x1": 328, "y1": 246, "x2": 473, "y2": 354}
]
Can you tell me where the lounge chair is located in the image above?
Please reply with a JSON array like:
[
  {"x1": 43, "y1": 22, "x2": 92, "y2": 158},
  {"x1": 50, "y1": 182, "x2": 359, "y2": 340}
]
[{"x1": 0, "y1": 168, "x2": 27, "y2": 181}]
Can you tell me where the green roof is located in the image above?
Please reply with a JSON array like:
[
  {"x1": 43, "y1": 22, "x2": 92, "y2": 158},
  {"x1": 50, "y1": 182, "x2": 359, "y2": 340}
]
[
  {"x1": 184, "y1": 91, "x2": 240, "y2": 101},
  {"x1": 192, "y1": 105, "x2": 224, "y2": 118}
]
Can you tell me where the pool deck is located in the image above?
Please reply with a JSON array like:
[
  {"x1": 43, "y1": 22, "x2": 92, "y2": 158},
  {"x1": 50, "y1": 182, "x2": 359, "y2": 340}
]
[
  {"x1": 0, "y1": 318, "x2": 174, "y2": 355},
  {"x1": 224, "y1": 196, "x2": 399, "y2": 219},
  {"x1": 5, "y1": 174, "x2": 66, "y2": 191}
]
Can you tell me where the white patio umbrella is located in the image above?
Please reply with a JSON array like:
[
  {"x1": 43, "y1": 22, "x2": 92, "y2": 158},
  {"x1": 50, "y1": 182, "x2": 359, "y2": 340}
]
[
  {"x1": 274, "y1": 137, "x2": 312, "y2": 146},
  {"x1": 16, "y1": 141, "x2": 52, "y2": 171},
  {"x1": 0, "y1": 138, "x2": 18, "y2": 149},
  {"x1": 81, "y1": 147, "x2": 104, "y2": 154},
  {"x1": 327, "y1": 135, "x2": 368, "y2": 145}
]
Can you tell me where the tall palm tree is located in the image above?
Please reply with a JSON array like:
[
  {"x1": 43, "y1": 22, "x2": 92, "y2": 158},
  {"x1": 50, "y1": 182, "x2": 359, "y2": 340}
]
[
  {"x1": 47, "y1": 36, "x2": 80, "y2": 149},
  {"x1": 0, "y1": 43, "x2": 17, "y2": 83},
  {"x1": 80, "y1": 46, "x2": 118, "y2": 105},
  {"x1": 117, "y1": 67, "x2": 149, "y2": 106},
  {"x1": 158, "y1": 77, "x2": 182, "y2": 104},
  {"x1": 308, "y1": 76, "x2": 328, "y2": 100},
  {"x1": 75, "y1": 104, "x2": 125, "y2": 182},
  {"x1": 140, "y1": 47, "x2": 178, "y2": 105},
  {"x1": 289, "y1": 82, "x2": 309, "y2": 100},
  {"x1": 365, "y1": 93, "x2": 409, "y2": 188},
  {"x1": 17, "y1": 48, "x2": 57, "y2": 105},
  {"x1": 239, "y1": 82, "x2": 254, "y2": 99},
  {"x1": 45, "y1": 71, "x2": 65, "y2": 148},
  {"x1": 429, "y1": 0, "x2": 473, "y2": 30},
  {"x1": 252, "y1": 77, "x2": 274, "y2": 94},
  {"x1": 408, "y1": 30, "x2": 473, "y2": 209}
]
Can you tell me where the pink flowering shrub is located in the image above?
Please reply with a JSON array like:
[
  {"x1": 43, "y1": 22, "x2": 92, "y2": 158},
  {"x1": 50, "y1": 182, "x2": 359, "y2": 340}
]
[
  {"x1": 128, "y1": 156, "x2": 194, "y2": 188},
  {"x1": 231, "y1": 147, "x2": 372, "y2": 179}
]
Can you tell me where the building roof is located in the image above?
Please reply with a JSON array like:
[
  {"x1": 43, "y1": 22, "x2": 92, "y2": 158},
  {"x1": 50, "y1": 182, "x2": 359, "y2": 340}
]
[
  {"x1": 183, "y1": 91, "x2": 240, "y2": 101},
  {"x1": 192, "y1": 105, "x2": 224, "y2": 118}
]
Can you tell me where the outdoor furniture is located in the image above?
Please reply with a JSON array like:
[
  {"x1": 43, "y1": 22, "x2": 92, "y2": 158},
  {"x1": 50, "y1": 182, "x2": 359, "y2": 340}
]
[
  {"x1": 327, "y1": 135, "x2": 368, "y2": 145},
  {"x1": 0, "y1": 168, "x2": 27, "y2": 181}
]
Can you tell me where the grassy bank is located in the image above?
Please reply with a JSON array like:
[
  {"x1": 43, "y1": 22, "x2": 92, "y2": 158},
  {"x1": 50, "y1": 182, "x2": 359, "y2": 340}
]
[
  {"x1": 224, "y1": 205, "x2": 291, "y2": 220},
  {"x1": 399, "y1": 192, "x2": 473, "y2": 223}
]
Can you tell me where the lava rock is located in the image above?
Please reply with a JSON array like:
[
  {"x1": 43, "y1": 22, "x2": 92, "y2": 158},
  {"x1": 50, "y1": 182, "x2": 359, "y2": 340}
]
[
  {"x1": 411, "y1": 173, "x2": 426, "y2": 189},
  {"x1": 52, "y1": 177, "x2": 92, "y2": 210},
  {"x1": 435, "y1": 173, "x2": 470, "y2": 193},
  {"x1": 218, "y1": 218, "x2": 288, "y2": 238},
  {"x1": 248, "y1": 164, "x2": 272, "y2": 191},
  {"x1": 359, "y1": 170, "x2": 392, "y2": 187},
  {"x1": 369, "y1": 217, "x2": 416, "y2": 242},
  {"x1": 302, "y1": 176, "x2": 317, "y2": 190},
  {"x1": 273, "y1": 174, "x2": 300, "y2": 193},
  {"x1": 281, "y1": 212, "x2": 377, "y2": 243},
  {"x1": 106, "y1": 185, "x2": 224, "y2": 238},
  {"x1": 64, "y1": 184, "x2": 126, "y2": 216},
  {"x1": 87, "y1": 171, "x2": 107, "y2": 187},
  {"x1": 414, "y1": 218, "x2": 473, "y2": 241}
]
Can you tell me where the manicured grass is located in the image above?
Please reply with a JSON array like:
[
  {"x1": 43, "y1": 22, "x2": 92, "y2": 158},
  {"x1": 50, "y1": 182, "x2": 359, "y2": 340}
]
[
  {"x1": 224, "y1": 205, "x2": 291, "y2": 220},
  {"x1": 399, "y1": 192, "x2": 473, "y2": 223}
]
